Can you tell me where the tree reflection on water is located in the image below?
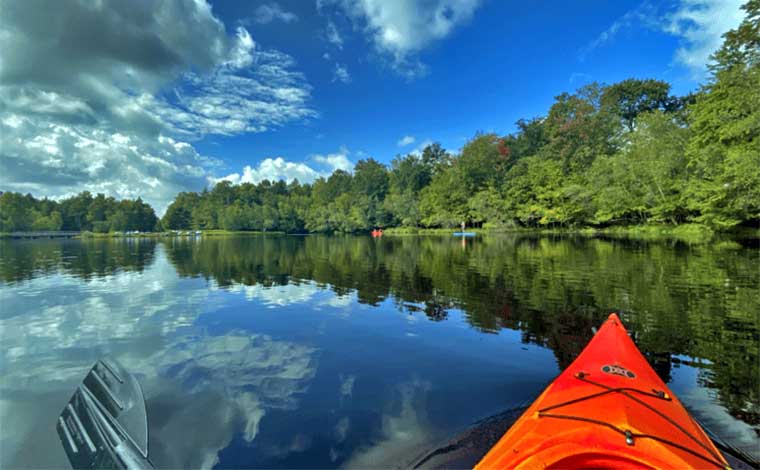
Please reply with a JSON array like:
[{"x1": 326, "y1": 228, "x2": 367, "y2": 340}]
[{"x1": 2, "y1": 234, "x2": 758, "y2": 435}]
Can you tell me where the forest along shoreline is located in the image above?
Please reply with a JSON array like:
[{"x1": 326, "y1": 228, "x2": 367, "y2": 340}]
[{"x1": 2, "y1": 9, "x2": 758, "y2": 243}]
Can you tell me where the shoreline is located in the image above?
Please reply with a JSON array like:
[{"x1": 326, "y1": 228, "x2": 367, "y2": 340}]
[
  {"x1": 2, "y1": 225, "x2": 756, "y2": 244},
  {"x1": 381, "y1": 224, "x2": 758, "y2": 244}
]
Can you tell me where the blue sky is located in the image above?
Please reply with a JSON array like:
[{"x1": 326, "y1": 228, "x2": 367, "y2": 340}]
[{"x1": 0, "y1": 0, "x2": 746, "y2": 212}]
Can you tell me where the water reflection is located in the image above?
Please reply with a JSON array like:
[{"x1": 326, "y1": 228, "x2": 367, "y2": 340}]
[
  {"x1": 162, "y1": 235, "x2": 758, "y2": 425},
  {"x1": 0, "y1": 238, "x2": 156, "y2": 284},
  {"x1": 0, "y1": 235, "x2": 758, "y2": 467}
]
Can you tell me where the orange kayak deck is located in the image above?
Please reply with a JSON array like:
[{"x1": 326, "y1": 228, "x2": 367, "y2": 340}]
[{"x1": 475, "y1": 313, "x2": 729, "y2": 470}]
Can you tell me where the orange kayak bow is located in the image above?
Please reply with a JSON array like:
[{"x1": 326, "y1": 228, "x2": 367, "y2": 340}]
[{"x1": 476, "y1": 313, "x2": 730, "y2": 470}]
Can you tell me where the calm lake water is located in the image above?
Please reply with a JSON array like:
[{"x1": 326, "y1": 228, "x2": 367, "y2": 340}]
[{"x1": 1, "y1": 234, "x2": 758, "y2": 468}]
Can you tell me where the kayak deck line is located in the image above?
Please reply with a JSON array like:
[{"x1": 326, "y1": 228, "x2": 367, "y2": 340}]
[
  {"x1": 536, "y1": 373, "x2": 728, "y2": 469},
  {"x1": 536, "y1": 412, "x2": 730, "y2": 470}
]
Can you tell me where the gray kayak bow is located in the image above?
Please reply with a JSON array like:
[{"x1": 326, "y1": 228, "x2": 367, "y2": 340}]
[{"x1": 57, "y1": 357, "x2": 154, "y2": 469}]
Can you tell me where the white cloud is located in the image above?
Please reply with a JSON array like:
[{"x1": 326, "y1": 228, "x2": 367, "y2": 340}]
[
  {"x1": 397, "y1": 135, "x2": 415, "y2": 146},
  {"x1": 214, "y1": 158, "x2": 320, "y2": 186},
  {"x1": 579, "y1": 6, "x2": 657, "y2": 61},
  {"x1": 135, "y1": 27, "x2": 316, "y2": 139},
  {"x1": 222, "y1": 281, "x2": 323, "y2": 306},
  {"x1": 665, "y1": 0, "x2": 744, "y2": 76},
  {"x1": 252, "y1": 3, "x2": 299, "y2": 24},
  {"x1": 580, "y1": 0, "x2": 744, "y2": 78},
  {"x1": 341, "y1": 378, "x2": 433, "y2": 467},
  {"x1": 312, "y1": 146, "x2": 355, "y2": 172},
  {"x1": 333, "y1": 63, "x2": 352, "y2": 83},
  {"x1": 214, "y1": 147, "x2": 355, "y2": 187},
  {"x1": 0, "y1": 1, "x2": 315, "y2": 214},
  {"x1": 0, "y1": 114, "x2": 214, "y2": 215},
  {"x1": 326, "y1": 20, "x2": 344, "y2": 48},
  {"x1": 321, "y1": 0, "x2": 482, "y2": 77}
]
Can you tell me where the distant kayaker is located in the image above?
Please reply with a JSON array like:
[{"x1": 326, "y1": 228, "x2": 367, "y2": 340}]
[{"x1": 460, "y1": 221, "x2": 465, "y2": 232}]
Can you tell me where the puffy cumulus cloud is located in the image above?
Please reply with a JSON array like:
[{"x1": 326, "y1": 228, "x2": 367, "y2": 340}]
[
  {"x1": 312, "y1": 146, "x2": 355, "y2": 172},
  {"x1": 214, "y1": 158, "x2": 321, "y2": 186},
  {"x1": 397, "y1": 135, "x2": 415, "y2": 146},
  {"x1": 0, "y1": 0, "x2": 314, "y2": 213},
  {"x1": 252, "y1": 2, "x2": 299, "y2": 24},
  {"x1": 0, "y1": 115, "x2": 213, "y2": 215},
  {"x1": 665, "y1": 0, "x2": 745, "y2": 77},
  {"x1": 321, "y1": 0, "x2": 482, "y2": 77},
  {"x1": 332, "y1": 63, "x2": 352, "y2": 83},
  {"x1": 0, "y1": 0, "x2": 228, "y2": 93},
  {"x1": 214, "y1": 146, "x2": 355, "y2": 187}
]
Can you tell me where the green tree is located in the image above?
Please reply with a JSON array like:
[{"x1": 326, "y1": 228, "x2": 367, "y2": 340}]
[
  {"x1": 601, "y1": 79, "x2": 679, "y2": 132},
  {"x1": 542, "y1": 83, "x2": 618, "y2": 172},
  {"x1": 420, "y1": 142, "x2": 451, "y2": 173},
  {"x1": 352, "y1": 158, "x2": 389, "y2": 199},
  {"x1": 685, "y1": 1, "x2": 760, "y2": 228},
  {"x1": 501, "y1": 118, "x2": 548, "y2": 163},
  {"x1": 163, "y1": 192, "x2": 198, "y2": 229},
  {"x1": 30, "y1": 211, "x2": 62, "y2": 231},
  {"x1": 458, "y1": 133, "x2": 508, "y2": 190},
  {"x1": 0, "y1": 192, "x2": 34, "y2": 231},
  {"x1": 419, "y1": 166, "x2": 468, "y2": 227},
  {"x1": 590, "y1": 111, "x2": 690, "y2": 225},
  {"x1": 505, "y1": 156, "x2": 568, "y2": 226},
  {"x1": 469, "y1": 186, "x2": 509, "y2": 227}
]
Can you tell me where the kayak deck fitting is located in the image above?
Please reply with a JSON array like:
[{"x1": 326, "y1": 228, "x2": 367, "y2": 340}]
[{"x1": 475, "y1": 313, "x2": 731, "y2": 470}]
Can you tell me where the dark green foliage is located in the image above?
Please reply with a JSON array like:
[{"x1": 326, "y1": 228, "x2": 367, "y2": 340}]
[
  {"x1": 685, "y1": 1, "x2": 760, "y2": 229},
  {"x1": 601, "y1": 79, "x2": 681, "y2": 131},
  {"x1": 0, "y1": 191, "x2": 157, "y2": 232}
]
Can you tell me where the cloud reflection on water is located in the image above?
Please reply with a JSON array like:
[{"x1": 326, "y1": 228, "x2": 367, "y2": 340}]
[
  {"x1": 342, "y1": 377, "x2": 435, "y2": 468},
  {"x1": 0, "y1": 246, "x2": 319, "y2": 469}
]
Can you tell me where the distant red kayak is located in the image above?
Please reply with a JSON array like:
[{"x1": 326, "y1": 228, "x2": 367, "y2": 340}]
[{"x1": 476, "y1": 313, "x2": 730, "y2": 469}]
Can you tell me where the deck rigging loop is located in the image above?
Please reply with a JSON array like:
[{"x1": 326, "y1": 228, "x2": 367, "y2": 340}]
[{"x1": 536, "y1": 371, "x2": 730, "y2": 470}]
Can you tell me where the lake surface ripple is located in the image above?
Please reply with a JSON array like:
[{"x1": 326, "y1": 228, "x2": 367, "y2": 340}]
[{"x1": 1, "y1": 235, "x2": 758, "y2": 467}]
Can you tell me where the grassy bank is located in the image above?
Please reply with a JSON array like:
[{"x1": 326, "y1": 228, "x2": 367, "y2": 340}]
[
  {"x1": 5, "y1": 225, "x2": 755, "y2": 245},
  {"x1": 382, "y1": 227, "x2": 488, "y2": 236},
  {"x1": 75, "y1": 229, "x2": 286, "y2": 239},
  {"x1": 382, "y1": 224, "x2": 757, "y2": 244},
  {"x1": 198, "y1": 229, "x2": 285, "y2": 237},
  {"x1": 78, "y1": 231, "x2": 166, "y2": 239}
]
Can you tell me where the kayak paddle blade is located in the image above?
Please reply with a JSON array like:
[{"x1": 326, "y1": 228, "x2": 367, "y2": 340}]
[{"x1": 57, "y1": 357, "x2": 154, "y2": 469}]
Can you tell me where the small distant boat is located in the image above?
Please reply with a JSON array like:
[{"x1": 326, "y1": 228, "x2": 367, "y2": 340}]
[
  {"x1": 371, "y1": 229, "x2": 383, "y2": 237},
  {"x1": 453, "y1": 231, "x2": 476, "y2": 237}
]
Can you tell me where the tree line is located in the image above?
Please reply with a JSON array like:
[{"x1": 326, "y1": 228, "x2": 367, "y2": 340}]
[
  {"x1": 162, "y1": 3, "x2": 758, "y2": 233},
  {"x1": 0, "y1": 191, "x2": 158, "y2": 233},
  {"x1": 2, "y1": 2, "x2": 757, "y2": 234}
]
